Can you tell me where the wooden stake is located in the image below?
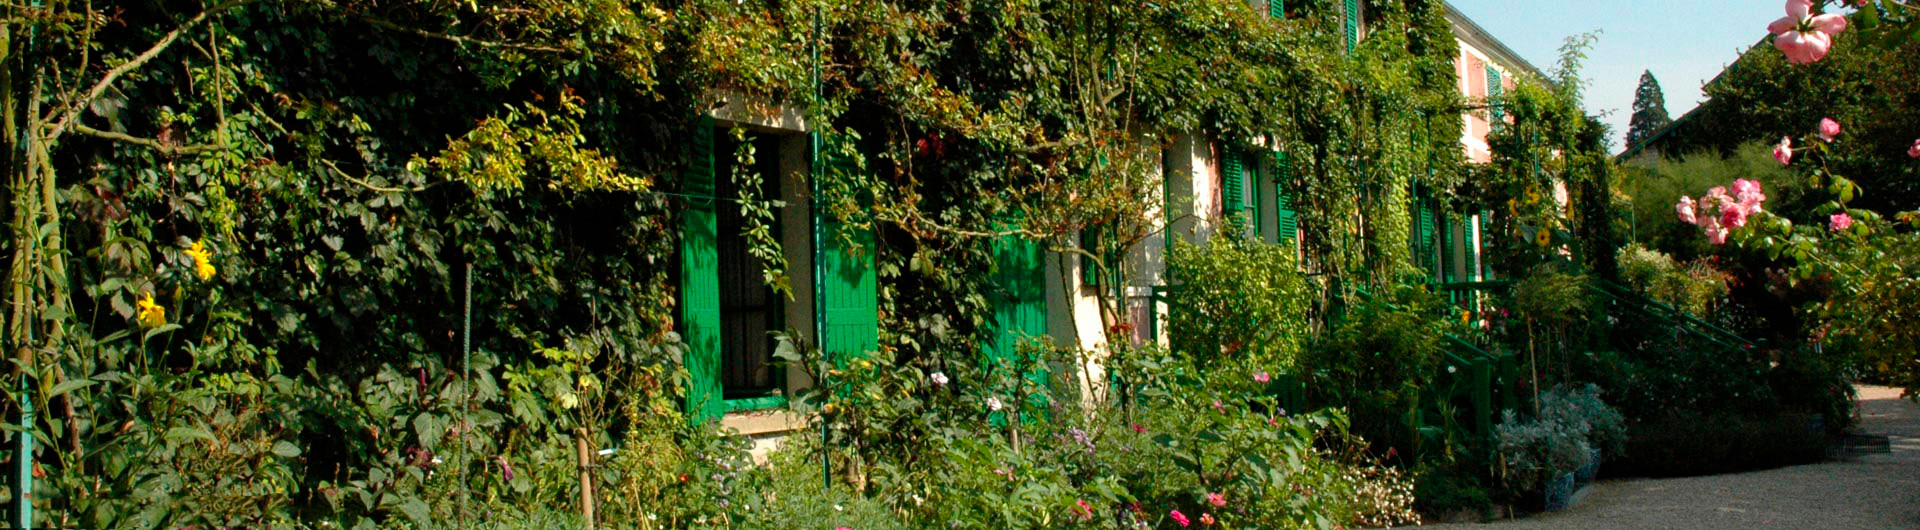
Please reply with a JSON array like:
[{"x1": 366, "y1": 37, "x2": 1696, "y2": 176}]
[{"x1": 576, "y1": 428, "x2": 595, "y2": 530}]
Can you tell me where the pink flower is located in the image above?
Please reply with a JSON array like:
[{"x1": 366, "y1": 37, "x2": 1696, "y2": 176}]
[
  {"x1": 1721, "y1": 202, "x2": 1751, "y2": 229},
  {"x1": 1076, "y1": 499, "x2": 1094, "y2": 520},
  {"x1": 1909, "y1": 138, "x2": 1920, "y2": 159},
  {"x1": 1819, "y1": 118, "x2": 1841, "y2": 141},
  {"x1": 1206, "y1": 492, "x2": 1227, "y2": 508},
  {"x1": 1706, "y1": 226, "x2": 1730, "y2": 246},
  {"x1": 1132, "y1": 424, "x2": 1148, "y2": 434},
  {"x1": 1774, "y1": 137, "x2": 1794, "y2": 165},
  {"x1": 1675, "y1": 196, "x2": 1698, "y2": 224},
  {"x1": 1170, "y1": 509, "x2": 1191, "y2": 527},
  {"x1": 1830, "y1": 213, "x2": 1853, "y2": 231},
  {"x1": 1769, "y1": 0, "x2": 1848, "y2": 64},
  {"x1": 1253, "y1": 371, "x2": 1271, "y2": 384},
  {"x1": 1212, "y1": 400, "x2": 1226, "y2": 414},
  {"x1": 1733, "y1": 179, "x2": 1767, "y2": 209},
  {"x1": 1200, "y1": 513, "x2": 1217, "y2": 526}
]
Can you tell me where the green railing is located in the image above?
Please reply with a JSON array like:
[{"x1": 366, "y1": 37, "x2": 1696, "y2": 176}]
[
  {"x1": 1586, "y1": 280, "x2": 1755, "y2": 352},
  {"x1": 1350, "y1": 286, "x2": 1516, "y2": 442}
]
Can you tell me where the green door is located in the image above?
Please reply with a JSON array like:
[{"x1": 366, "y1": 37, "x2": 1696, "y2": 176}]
[{"x1": 989, "y1": 227, "x2": 1049, "y2": 403}]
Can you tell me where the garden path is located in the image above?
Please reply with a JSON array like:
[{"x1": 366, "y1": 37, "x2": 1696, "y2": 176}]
[{"x1": 1424, "y1": 385, "x2": 1920, "y2": 530}]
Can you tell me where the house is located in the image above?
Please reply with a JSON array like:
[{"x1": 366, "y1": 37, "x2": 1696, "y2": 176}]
[{"x1": 678, "y1": 1, "x2": 1547, "y2": 457}]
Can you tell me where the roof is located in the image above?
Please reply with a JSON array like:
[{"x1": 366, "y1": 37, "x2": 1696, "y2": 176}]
[{"x1": 1442, "y1": 2, "x2": 1551, "y2": 83}]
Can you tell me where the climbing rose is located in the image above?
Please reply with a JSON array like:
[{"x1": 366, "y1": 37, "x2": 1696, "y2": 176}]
[
  {"x1": 1675, "y1": 196, "x2": 1698, "y2": 224},
  {"x1": 1170, "y1": 509, "x2": 1191, "y2": 527},
  {"x1": 1706, "y1": 225, "x2": 1731, "y2": 246},
  {"x1": 1721, "y1": 202, "x2": 1751, "y2": 229},
  {"x1": 1201, "y1": 513, "x2": 1216, "y2": 526},
  {"x1": 1819, "y1": 118, "x2": 1841, "y2": 141},
  {"x1": 1207, "y1": 492, "x2": 1227, "y2": 508},
  {"x1": 1769, "y1": 0, "x2": 1848, "y2": 64},
  {"x1": 1254, "y1": 371, "x2": 1271, "y2": 384},
  {"x1": 1774, "y1": 137, "x2": 1794, "y2": 165},
  {"x1": 1909, "y1": 139, "x2": 1920, "y2": 158},
  {"x1": 1830, "y1": 213, "x2": 1853, "y2": 231},
  {"x1": 1733, "y1": 179, "x2": 1767, "y2": 208}
]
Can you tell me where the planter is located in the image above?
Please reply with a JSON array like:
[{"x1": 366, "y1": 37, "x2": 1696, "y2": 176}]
[
  {"x1": 1541, "y1": 472, "x2": 1576, "y2": 512},
  {"x1": 1574, "y1": 447, "x2": 1601, "y2": 484}
]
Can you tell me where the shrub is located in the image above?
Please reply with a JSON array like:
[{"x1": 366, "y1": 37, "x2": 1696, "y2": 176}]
[
  {"x1": 1166, "y1": 237, "x2": 1314, "y2": 369},
  {"x1": 1614, "y1": 412, "x2": 1827, "y2": 477},
  {"x1": 1303, "y1": 282, "x2": 1447, "y2": 457},
  {"x1": 1615, "y1": 243, "x2": 1728, "y2": 315},
  {"x1": 1537, "y1": 384, "x2": 1627, "y2": 457},
  {"x1": 1491, "y1": 410, "x2": 1591, "y2": 497}
]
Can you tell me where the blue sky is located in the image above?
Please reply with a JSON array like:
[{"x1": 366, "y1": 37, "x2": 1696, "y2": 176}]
[{"x1": 1446, "y1": 0, "x2": 1788, "y2": 151}]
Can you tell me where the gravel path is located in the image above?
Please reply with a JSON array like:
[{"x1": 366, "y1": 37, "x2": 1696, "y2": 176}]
[{"x1": 1424, "y1": 385, "x2": 1920, "y2": 530}]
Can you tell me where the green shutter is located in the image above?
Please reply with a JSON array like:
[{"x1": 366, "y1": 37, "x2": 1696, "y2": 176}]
[
  {"x1": 1487, "y1": 66, "x2": 1504, "y2": 125},
  {"x1": 1249, "y1": 150, "x2": 1266, "y2": 240},
  {"x1": 989, "y1": 225, "x2": 1050, "y2": 407},
  {"x1": 1080, "y1": 226, "x2": 1100, "y2": 285},
  {"x1": 1438, "y1": 209, "x2": 1454, "y2": 284},
  {"x1": 1480, "y1": 209, "x2": 1495, "y2": 279},
  {"x1": 818, "y1": 135, "x2": 880, "y2": 372},
  {"x1": 1344, "y1": 0, "x2": 1360, "y2": 53},
  {"x1": 1269, "y1": 0, "x2": 1285, "y2": 19},
  {"x1": 1417, "y1": 198, "x2": 1437, "y2": 275},
  {"x1": 1274, "y1": 152, "x2": 1298, "y2": 243},
  {"x1": 1221, "y1": 147, "x2": 1245, "y2": 233},
  {"x1": 682, "y1": 118, "x2": 724, "y2": 424}
]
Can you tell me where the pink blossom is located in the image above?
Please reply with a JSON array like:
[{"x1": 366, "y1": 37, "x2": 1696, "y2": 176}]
[
  {"x1": 1253, "y1": 371, "x2": 1271, "y2": 384},
  {"x1": 1212, "y1": 400, "x2": 1226, "y2": 414},
  {"x1": 1769, "y1": 0, "x2": 1848, "y2": 64},
  {"x1": 1675, "y1": 196, "x2": 1698, "y2": 225},
  {"x1": 1200, "y1": 513, "x2": 1217, "y2": 526},
  {"x1": 1076, "y1": 500, "x2": 1094, "y2": 520},
  {"x1": 1132, "y1": 424, "x2": 1148, "y2": 434},
  {"x1": 1819, "y1": 118, "x2": 1841, "y2": 141},
  {"x1": 1733, "y1": 179, "x2": 1767, "y2": 209},
  {"x1": 1830, "y1": 213, "x2": 1853, "y2": 231},
  {"x1": 1207, "y1": 492, "x2": 1227, "y2": 508},
  {"x1": 1721, "y1": 202, "x2": 1751, "y2": 229},
  {"x1": 1909, "y1": 139, "x2": 1920, "y2": 159},
  {"x1": 1774, "y1": 137, "x2": 1794, "y2": 165},
  {"x1": 1706, "y1": 226, "x2": 1730, "y2": 246},
  {"x1": 1171, "y1": 509, "x2": 1191, "y2": 527}
]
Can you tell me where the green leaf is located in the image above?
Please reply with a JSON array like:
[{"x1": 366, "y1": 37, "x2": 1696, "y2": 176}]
[
  {"x1": 164, "y1": 425, "x2": 215, "y2": 446},
  {"x1": 394, "y1": 498, "x2": 431, "y2": 527},
  {"x1": 414, "y1": 413, "x2": 444, "y2": 449},
  {"x1": 142, "y1": 323, "x2": 183, "y2": 341},
  {"x1": 46, "y1": 378, "x2": 95, "y2": 401},
  {"x1": 272, "y1": 441, "x2": 302, "y2": 458}
]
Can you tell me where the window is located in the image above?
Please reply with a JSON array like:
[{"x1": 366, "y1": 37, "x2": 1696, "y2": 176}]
[{"x1": 715, "y1": 132, "x2": 786, "y2": 400}]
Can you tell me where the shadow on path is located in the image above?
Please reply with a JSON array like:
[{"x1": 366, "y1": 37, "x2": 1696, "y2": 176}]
[{"x1": 1424, "y1": 385, "x2": 1920, "y2": 530}]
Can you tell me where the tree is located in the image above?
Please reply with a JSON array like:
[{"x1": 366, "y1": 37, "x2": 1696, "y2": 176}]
[{"x1": 1625, "y1": 70, "x2": 1672, "y2": 148}]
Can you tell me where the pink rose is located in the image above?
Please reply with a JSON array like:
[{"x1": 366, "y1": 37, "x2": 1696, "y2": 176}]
[
  {"x1": 1769, "y1": 0, "x2": 1848, "y2": 64},
  {"x1": 1706, "y1": 226, "x2": 1730, "y2": 246},
  {"x1": 1774, "y1": 137, "x2": 1794, "y2": 165},
  {"x1": 1721, "y1": 202, "x2": 1751, "y2": 229},
  {"x1": 1253, "y1": 371, "x2": 1271, "y2": 384},
  {"x1": 1819, "y1": 118, "x2": 1841, "y2": 141},
  {"x1": 1909, "y1": 138, "x2": 1920, "y2": 159},
  {"x1": 1171, "y1": 509, "x2": 1191, "y2": 527},
  {"x1": 1200, "y1": 513, "x2": 1217, "y2": 526},
  {"x1": 1675, "y1": 196, "x2": 1698, "y2": 225},
  {"x1": 1830, "y1": 212, "x2": 1853, "y2": 231},
  {"x1": 1207, "y1": 492, "x2": 1227, "y2": 507}
]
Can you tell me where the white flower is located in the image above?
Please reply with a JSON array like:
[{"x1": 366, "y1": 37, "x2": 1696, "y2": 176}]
[
  {"x1": 930, "y1": 372, "x2": 949, "y2": 386},
  {"x1": 834, "y1": 504, "x2": 845, "y2": 512},
  {"x1": 988, "y1": 396, "x2": 1005, "y2": 412}
]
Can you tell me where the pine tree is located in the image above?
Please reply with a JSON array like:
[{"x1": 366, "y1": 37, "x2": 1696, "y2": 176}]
[{"x1": 1626, "y1": 70, "x2": 1672, "y2": 148}]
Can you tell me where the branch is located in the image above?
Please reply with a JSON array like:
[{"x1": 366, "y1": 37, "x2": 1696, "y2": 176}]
[
  {"x1": 360, "y1": 16, "x2": 570, "y2": 54},
  {"x1": 46, "y1": 0, "x2": 257, "y2": 140},
  {"x1": 322, "y1": 159, "x2": 431, "y2": 194},
  {"x1": 70, "y1": 122, "x2": 227, "y2": 156}
]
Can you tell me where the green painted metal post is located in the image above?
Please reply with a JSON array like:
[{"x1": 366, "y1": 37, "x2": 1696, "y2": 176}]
[
  {"x1": 16, "y1": 381, "x2": 30, "y2": 529},
  {"x1": 810, "y1": 9, "x2": 830, "y2": 494}
]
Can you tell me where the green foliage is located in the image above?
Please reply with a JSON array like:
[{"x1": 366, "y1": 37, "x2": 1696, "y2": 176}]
[
  {"x1": 1614, "y1": 243, "x2": 1728, "y2": 316},
  {"x1": 1536, "y1": 384, "x2": 1626, "y2": 457},
  {"x1": 1303, "y1": 282, "x2": 1448, "y2": 455},
  {"x1": 1621, "y1": 142, "x2": 1805, "y2": 257},
  {"x1": 1166, "y1": 236, "x2": 1313, "y2": 369}
]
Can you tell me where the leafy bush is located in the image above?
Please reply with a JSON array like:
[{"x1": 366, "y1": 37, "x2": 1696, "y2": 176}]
[
  {"x1": 1615, "y1": 243, "x2": 1729, "y2": 315},
  {"x1": 1166, "y1": 237, "x2": 1313, "y2": 369},
  {"x1": 1490, "y1": 410, "x2": 1590, "y2": 497},
  {"x1": 1303, "y1": 281, "x2": 1448, "y2": 458},
  {"x1": 1537, "y1": 385, "x2": 1627, "y2": 457}
]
